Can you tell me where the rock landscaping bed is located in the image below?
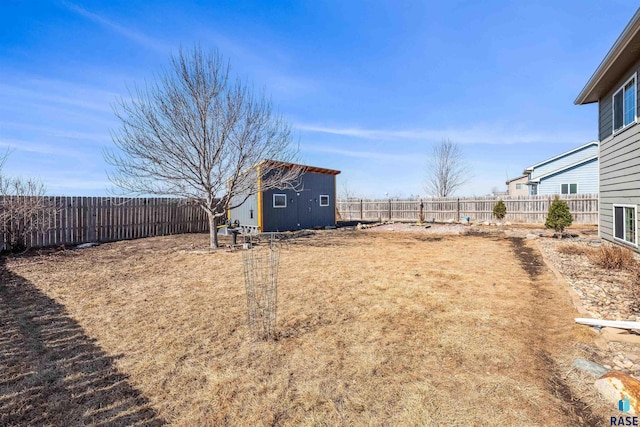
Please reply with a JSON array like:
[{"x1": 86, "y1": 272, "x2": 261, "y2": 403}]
[{"x1": 536, "y1": 234, "x2": 640, "y2": 411}]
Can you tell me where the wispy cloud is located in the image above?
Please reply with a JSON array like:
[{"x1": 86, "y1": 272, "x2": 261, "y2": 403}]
[
  {"x1": 0, "y1": 122, "x2": 110, "y2": 143},
  {"x1": 0, "y1": 83, "x2": 115, "y2": 114},
  {"x1": 0, "y1": 138, "x2": 87, "y2": 159},
  {"x1": 296, "y1": 123, "x2": 595, "y2": 145},
  {"x1": 302, "y1": 145, "x2": 421, "y2": 163},
  {"x1": 59, "y1": 1, "x2": 169, "y2": 53},
  {"x1": 47, "y1": 178, "x2": 111, "y2": 193}
]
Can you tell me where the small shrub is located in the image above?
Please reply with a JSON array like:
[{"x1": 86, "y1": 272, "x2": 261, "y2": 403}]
[
  {"x1": 545, "y1": 196, "x2": 573, "y2": 235},
  {"x1": 587, "y1": 243, "x2": 636, "y2": 270},
  {"x1": 493, "y1": 200, "x2": 506, "y2": 220},
  {"x1": 557, "y1": 243, "x2": 589, "y2": 256}
]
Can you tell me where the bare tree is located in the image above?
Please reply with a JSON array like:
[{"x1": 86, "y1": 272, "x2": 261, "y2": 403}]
[
  {"x1": 424, "y1": 138, "x2": 470, "y2": 197},
  {"x1": 105, "y1": 47, "x2": 301, "y2": 249},
  {"x1": 0, "y1": 151, "x2": 52, "y2": 252},
  {"x1": 340, "y1": 179, "x2": 357, "y2": 200}
]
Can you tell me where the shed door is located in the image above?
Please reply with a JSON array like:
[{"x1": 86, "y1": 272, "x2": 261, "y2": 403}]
[{"x1": 296, "y1": 190, "x2": 313, "y2": 229}]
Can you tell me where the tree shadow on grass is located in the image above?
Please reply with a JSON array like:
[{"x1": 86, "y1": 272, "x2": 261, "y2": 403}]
[{"x1": 0, "y1": 257, "x2": 165, "y2": 426}]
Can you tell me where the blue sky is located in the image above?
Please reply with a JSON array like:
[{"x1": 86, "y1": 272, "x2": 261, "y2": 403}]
[{"x1": 1, "y1": 1, "x2": 637, "y2": 197}]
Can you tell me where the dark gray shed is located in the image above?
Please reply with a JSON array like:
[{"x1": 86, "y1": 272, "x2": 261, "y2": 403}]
[{"x1": 228, "y1": 160, "x2": 341, "y2": 233}]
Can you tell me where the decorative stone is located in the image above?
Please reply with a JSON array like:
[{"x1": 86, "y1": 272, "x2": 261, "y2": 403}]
[
  {"x1": 75, "y1": 242, "x2": 99, "y2": 249},
  {"x1": 525, "y1": 234, "x2": 537, "y2": 239},
  {"x1": 602, "y1": 329, "x2": 640, "y2": 345},
  {"x1": 572, "y1": 358, "x2": 609, "y2": 378},
  {"x1": 595, "y1": 372, "x2": 640, "y2": 414}
]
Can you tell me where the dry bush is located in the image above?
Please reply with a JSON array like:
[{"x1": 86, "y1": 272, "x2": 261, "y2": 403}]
[
  {"x1": 587, "y1": 243, "x2": 636, "y2": 270},
  {"x1": 556, "y1": 243, "x2": 590, "y2": 256}
]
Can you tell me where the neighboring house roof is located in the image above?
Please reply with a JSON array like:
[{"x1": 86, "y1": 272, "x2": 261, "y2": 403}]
[
  {"x1": 575, "y1": 8, "x2": 640, "y2": 105},
  {"x1": 505, "y1": 175, "x2": 527, "y2": 185},
  {"x1": 522, "y1": 141, "x2": 599, "y2": 175},
  {"x1": 528, "y1": 155, "x2": 598, "y2": 183}
]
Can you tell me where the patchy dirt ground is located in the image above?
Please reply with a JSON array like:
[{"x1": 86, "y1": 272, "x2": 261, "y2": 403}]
[{"x1": 1, "y1": 230, "x2": 615, "y2": 426}]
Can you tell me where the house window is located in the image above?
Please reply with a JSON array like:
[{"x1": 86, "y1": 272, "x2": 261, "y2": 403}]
[
  {"x1": 613, "y1": 74, "x2": 637, "y2": 132},
  {"x1": 614, "y1": 205, "x2": 637, "y2": 246},
  {"x1": 273, "y1": 194, "x2": 287, "y2": 208},
  {"x1": 561, "y1": 183, "x2": 578, "y2": 194},
  {"x1": 319, "y1": 195, "x2": 329, "y2": 206},
  {"x1": 515, "y1": 183, "x2": 524, "y2": 190},
  {"x1": 530, "y1": 184, "x2": 537, "y2": 196}
]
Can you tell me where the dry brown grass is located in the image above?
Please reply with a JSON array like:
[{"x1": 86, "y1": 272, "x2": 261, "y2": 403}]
[
  {"x1": 556, "y1": 242, "x2": 591, "y2": 256},
  {"x1": 587, "y1": 243, "x2": 637, "y2": 270},
  {"x1": 2, "y1": 231, "x2": 606, "y2": 425}
]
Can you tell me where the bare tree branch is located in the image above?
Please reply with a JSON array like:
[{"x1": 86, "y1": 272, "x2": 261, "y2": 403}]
[
  {"x1": 105, "y1": 46, "x2": 301, "y2": 249},
  {"x1": 0, "y1": 152, "x2": 54, "y2": 252},
  {"x1": 424, "y1": 138, "x2": 470, "y2": 197}
]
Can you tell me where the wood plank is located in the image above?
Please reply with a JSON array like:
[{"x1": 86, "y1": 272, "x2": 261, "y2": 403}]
[{"x1": 575, "y1": 318, "x2": 640, "y2": 330}]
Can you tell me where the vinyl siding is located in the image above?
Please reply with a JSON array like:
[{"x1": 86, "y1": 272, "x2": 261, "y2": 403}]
[
  {"x1": 599, "y1": 95, "x2": 612, "y2": 141},
  {"x1": 530, "y1": 144, "x2": 598, "y2": 180},
  {"x1": 599, "y1": 121, "x2": 640, "y2": 249},
  {"x1": 537, "y1": 158, "x2": 599, "y2": 195},
  {"x1": 598, "y1": 56, "x2": 640, "y2": 143},
  {"x1": 507, "y1": 176, "x2": 529, "y2": 196}
]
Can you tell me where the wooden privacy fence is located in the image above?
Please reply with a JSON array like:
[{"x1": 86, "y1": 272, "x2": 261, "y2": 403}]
[
  {"x1": 0, "y1": 196, "x2": 210, "y2": 251},
  {"x1": 337, "y1": 194, "x2": 599, "y2": 225}
]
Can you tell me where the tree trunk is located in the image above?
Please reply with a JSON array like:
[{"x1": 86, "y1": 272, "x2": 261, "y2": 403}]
[{"x1": 208, "y1": 211, "x2": 219, "y2": 249}]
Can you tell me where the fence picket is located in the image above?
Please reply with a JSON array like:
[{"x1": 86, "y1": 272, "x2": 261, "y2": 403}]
[
  {"x1": 0, "y1": 196, "x2": 211, "y2": 250},
  {"x1": 337, "y1": 194, "x2": 599, "y2": 225}
]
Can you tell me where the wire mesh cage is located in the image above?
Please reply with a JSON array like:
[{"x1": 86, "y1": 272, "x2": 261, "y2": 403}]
[{"x1": 242, "y1": 236, "x2": 280, "y2": 340}]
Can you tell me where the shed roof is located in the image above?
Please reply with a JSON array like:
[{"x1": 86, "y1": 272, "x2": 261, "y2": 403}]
[
  {"x1": 575, "y1": 8, "x2": 640, "y2": 105},
  {"x1": 259, "y1": 159, "x2": 341, "y2": 176}
]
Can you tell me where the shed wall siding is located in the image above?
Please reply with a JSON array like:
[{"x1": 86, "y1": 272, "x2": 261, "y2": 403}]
[
  {"x1": 530, "y1": 144, "x2": 598, "y2": 179},
  {"x1": 261, "y1": 171, "x2": 336, "y2": 232},
  {"x1": 599, "y1": 122, "x2": 640, "y2": 250},
  {"x1": 229, "y1": 192, "x2": 259, "y2": 228},
  {"x1": 537, "y1": 158, "x2": 599, "y2": 195}
]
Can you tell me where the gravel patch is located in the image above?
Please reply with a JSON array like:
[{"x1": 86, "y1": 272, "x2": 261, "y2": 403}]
[{"x1": 363, "y1": 222, "x2": 469, "y2": 234}]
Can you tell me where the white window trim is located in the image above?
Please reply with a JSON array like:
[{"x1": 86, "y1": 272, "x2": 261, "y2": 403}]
[
  {"x1": 612, "y1": 72, "x2": 637, "y2": 135},
  {"x1": 273, "y1": 193, "x2": 287, "y2": 208},
  {"x1": 560, "y1": 183, "x2": 578, "y2": 195},
  {"x1": 319, "y1": 195, "x2": 330, "y2": 206},
  {"x1": 612, "y1": 204, "x2": 638, "y2": 247}
]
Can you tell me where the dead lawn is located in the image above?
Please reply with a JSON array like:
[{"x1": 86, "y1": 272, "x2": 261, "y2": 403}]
[{"x1": 1, "y1": 231, "x2": 606, "y2": 426}]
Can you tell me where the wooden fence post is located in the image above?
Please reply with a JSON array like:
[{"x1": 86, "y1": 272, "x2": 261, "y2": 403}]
[
  {"x1": 388, "y1": 199, "x2": 392, "y2": 220},
  {"x1": 360, "y1": 199, "x2": 363, "y2": 220},
  {"x1": 457, "y1": 198, "x2": 460, "y2": 221}
]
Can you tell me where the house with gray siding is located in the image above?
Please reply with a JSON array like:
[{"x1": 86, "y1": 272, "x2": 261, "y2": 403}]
[
  {"x1": 228, "y1": 160, "x2": 340, "y2": 233},
  {"x1": 576, "y1": 8, "x2": 640, "y2": 249},
  {"x1": 521, "y1": 141, "x2": 599, "y2": 196}
]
